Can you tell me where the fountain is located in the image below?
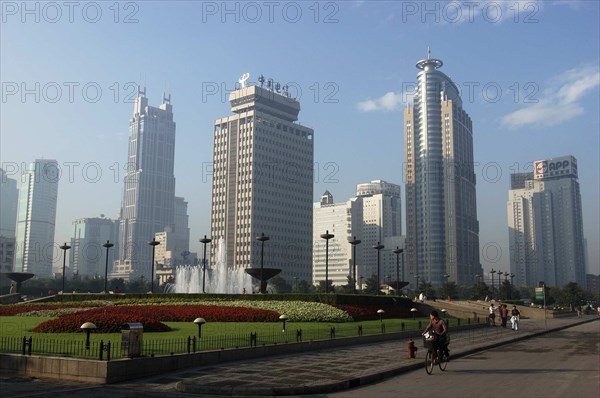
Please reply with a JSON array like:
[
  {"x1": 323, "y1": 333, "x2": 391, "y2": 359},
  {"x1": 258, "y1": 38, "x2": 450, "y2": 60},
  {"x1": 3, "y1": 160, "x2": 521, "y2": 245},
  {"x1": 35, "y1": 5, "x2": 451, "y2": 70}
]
[{"x1": 172, "y1": 238, "x2": 254, "y2": 294}]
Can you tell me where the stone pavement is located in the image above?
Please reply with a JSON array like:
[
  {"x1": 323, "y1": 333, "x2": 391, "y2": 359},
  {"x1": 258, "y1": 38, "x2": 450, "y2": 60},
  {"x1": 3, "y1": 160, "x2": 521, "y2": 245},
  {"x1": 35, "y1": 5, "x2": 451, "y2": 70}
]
[{"x1": 1, "y1": 316, "x2": 597, "y2": 397}]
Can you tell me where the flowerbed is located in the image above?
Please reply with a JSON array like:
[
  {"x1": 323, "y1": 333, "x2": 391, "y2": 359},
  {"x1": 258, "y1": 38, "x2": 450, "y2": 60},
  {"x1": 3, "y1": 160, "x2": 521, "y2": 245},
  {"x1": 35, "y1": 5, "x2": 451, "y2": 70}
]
[
  {"x1": 33, "y1": 313, "x2": 170, "y2": 333},
  {"x1": 0, "y1": 301, "x2": 111, "y2": 316},
  {"x1": 332, "y1": 304, "x2": 417, "y2": 321}
]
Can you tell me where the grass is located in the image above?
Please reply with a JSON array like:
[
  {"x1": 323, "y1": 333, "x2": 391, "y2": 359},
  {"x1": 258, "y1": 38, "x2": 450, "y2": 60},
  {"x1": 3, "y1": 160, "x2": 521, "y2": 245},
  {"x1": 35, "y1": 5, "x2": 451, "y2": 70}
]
[{"x1": 1, "y1": 316, "x2": 431, "y2": 343}]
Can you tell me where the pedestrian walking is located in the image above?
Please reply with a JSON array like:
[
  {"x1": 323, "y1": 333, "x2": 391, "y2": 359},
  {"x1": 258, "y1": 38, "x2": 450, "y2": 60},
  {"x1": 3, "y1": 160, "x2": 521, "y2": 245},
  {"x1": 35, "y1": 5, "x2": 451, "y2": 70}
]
[
  {"x1": 9, "y1": 283, "x2": 16, "y2": 294},
  {"x1": 488, "y1": 303, "x2": 496, "y2": 326},
  {"x1": 511, "y1": 305, "x2": 520, "y2": 331},
  {"x1": 500, "y1": 304, "x2": 508, "y2": 328}
]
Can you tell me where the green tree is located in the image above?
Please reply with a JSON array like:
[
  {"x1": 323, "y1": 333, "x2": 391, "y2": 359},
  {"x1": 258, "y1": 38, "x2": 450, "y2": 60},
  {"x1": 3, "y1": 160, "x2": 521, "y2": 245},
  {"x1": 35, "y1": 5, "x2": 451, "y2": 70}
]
[
  {"x1": 338, "y1": 275, "x2": 355, "y2": 294},
  {"x1": 470, "y1": 282, "x2": 491, "y2": 300},
  {"x1": 556, "y1": 282, "x2": 586, "y2": 310},
  {"x1": 439, "y1": 281, "x2": 458, "y2": 300},
  {"x1": 268, "y1": 276, "x2": 292, "y2": 293},
  {"x1": 293, "y1": 279, "x2": 312, "y2": 293},
  {"x1": 315, "y1": 279, "x2": 335, "y2": 293},
  {"x1": 419, "y1": 281, "x2": 436, "y2": 299},
  {"x1": 498, "y1": 280, "x2": 512, "y2": 300},
  {"x1": 363, "y1": 275, "x2": 382, "y2": 295}
]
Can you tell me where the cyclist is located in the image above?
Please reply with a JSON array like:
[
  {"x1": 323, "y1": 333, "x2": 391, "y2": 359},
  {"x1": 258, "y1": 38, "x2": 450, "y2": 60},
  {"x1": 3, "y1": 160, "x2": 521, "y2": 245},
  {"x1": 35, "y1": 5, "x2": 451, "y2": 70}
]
[{"x1": 422, "y1": 310, "x2": 448, "y2": 361}]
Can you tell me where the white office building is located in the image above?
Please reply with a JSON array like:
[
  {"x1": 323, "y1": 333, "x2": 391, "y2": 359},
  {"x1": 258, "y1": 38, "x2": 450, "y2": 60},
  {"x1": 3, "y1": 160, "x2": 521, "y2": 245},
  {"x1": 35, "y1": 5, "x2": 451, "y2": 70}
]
[
  {"x1": 14, "y1": 159, "x2": 59, "y2": 277},
  {"x1": 508, "y1": 155, "x2": 586, "y2": 287},
  {"x1": 210, "y1": 76, "x2": 314, "y2": 285}
]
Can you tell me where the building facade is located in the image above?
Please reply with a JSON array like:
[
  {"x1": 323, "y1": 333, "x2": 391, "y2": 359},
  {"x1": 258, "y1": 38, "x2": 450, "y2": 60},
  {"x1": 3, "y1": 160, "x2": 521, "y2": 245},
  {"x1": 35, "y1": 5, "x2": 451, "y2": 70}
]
[
  {"x1": 210, "y1": 78, "x2": 314, "y2": 284},
  {"x1": 1, "y1": 168, "x2": 19, "y2": 239},
  {"x1": 313, "y1": 191, "x2": 363, "y2": 287},
  {"x1": 508, "y1": 155, "x2": 586, "y2": 287},
  {"x1": 69, "y1": 216, "x2": 119, "y2": 277},
  {"x1": 404, "y1": 53, "x2": 481, "y2": 287},
  {"x1": 113, "y1": 89, "x2": 177, "y2": 281},
  {"x1": 13, "y1": 159, "x2": 60, "y2": 277}
]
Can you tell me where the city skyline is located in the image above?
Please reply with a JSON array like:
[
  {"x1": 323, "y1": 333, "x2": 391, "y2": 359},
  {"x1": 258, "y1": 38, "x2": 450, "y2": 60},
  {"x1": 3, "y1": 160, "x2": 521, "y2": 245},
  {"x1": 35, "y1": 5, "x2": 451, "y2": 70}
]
[{"x1": 2, "y1": 1, "x2": 599, "y2": 277}]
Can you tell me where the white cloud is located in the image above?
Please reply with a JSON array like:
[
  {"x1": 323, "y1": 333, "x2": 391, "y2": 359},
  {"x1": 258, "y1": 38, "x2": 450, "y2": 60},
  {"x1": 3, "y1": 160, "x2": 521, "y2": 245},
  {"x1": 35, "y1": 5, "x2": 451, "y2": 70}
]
[
  {"x1": 357, "y1": 91, "x2": 412, "y2": 112},
  {"x1": 502, "y1": 64, "x2": 599, "y2": 128}
]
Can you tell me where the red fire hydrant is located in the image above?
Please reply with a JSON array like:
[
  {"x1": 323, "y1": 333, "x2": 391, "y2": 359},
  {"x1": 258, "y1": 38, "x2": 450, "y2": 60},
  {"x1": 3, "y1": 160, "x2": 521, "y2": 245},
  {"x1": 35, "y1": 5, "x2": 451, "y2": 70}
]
[{"x1": 408, "y1": 338, "x2": 418, "y2": 358}]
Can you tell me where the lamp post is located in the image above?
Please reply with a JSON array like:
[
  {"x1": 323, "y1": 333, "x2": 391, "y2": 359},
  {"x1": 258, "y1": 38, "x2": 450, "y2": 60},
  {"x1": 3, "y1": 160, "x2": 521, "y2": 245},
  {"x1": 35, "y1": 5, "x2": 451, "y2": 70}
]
[
  {"x1": 320, "y1": 230, "x2": 334, "y2": 294},
  {"x1": 372, "y1": 242, "x2": 384, "y2": 295},
  {"x1": 377, "y1": 309, "x2": 385, "y2": 333},
  {"x1": 102, "y1": 240, "x2": 114, "y2": 293},
  {"x1": 80, "y1": 322, "x2": 97, "y2": 350},
  {"x1": 279, "y1": 314, "x2": 289, "y2": 332},
  {"x1": 60, "y1": 243, "x2": 71, "y2": 293},
  {"x1": 410, "y1": 307, "x2": 418, "y2": 320},
  {"x1": 443, "y1": 273, "x2": 450, "y2": 299},
  {"x1": 392, "y1": 247, "x2": 403, "y2": 296},
  {"x1": 510, "y1": 273, "x2": 515, "y2": 285},
  {"x1": 348, "y1": 236, "x2": 362, "y2": 294},
  {"x1": 256, "y1": 233, "x2": 270, "y2": 294},
  {"x1": 148, "y1": 238, "x2": 160, "y2": 294},
  {"x1": 199, "y1": 235, "x2": 212, "y2": 293},
  {"x1": 490, "y1": 269, "x2": 496, "y2": 298},
  {"x1": 193, "y1": 318, "x2": 206, "y2": 338}
]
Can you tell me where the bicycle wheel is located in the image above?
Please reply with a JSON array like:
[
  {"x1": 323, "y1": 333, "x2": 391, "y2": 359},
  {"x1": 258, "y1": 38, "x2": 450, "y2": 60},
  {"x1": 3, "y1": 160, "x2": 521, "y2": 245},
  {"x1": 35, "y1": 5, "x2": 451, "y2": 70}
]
[
  {"x1": 438, "y1": 350, "x2": 448, "y2": 371},
  {"x1": 425, "y1": 350, "x2": 434, "y2": 374}
]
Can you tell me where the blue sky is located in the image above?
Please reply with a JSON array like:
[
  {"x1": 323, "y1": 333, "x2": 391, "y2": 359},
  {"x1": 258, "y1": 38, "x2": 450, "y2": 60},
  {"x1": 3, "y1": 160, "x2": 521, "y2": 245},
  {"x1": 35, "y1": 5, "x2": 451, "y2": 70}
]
[{"x1": 1, "y1": 0, "x2": 599, "y2": 275}]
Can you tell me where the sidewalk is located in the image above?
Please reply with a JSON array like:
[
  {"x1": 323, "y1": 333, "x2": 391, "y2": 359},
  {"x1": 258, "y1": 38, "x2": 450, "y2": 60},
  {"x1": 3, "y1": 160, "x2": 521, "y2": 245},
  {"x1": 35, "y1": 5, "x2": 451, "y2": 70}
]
[
  {"x1": 2, "y1": 316, "x2": 596, "y2": 397},
  {"x1": 160, "y1": 316, "x2": 596, "y2": 396}
]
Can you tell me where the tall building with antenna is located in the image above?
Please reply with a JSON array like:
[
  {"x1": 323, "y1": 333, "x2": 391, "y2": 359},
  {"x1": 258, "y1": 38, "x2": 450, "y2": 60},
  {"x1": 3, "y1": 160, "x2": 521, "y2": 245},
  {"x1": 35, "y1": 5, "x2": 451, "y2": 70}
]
[
  {"x1": 210, "y1": 74, "x2": 314, "y2": 285},
  {"x1": 112, "y1": 88, "x2": 177, "y2": 281},
  {"x1": 404, "y1": 51, "x2": 481, "y2": 286}
]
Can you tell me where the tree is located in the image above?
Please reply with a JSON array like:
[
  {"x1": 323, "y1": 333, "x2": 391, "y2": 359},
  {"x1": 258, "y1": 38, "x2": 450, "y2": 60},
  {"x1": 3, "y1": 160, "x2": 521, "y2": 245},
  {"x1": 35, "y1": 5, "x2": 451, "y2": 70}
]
[
  {"x1": 419, "y1": 281, "x2": 436, "y2": 299},
  {"x1": 439, "y1": 281, "x2": 458, "y2": 300},
  {"x1": 293, "y1": 279, "x2": 312, "y2": 293},
  {"x1": 470, "y1": 282, "x2": 491, "y2": 300},
  {"x1": 556, "y1": 282, "x2": 586, "y2": 310},
  {"x1": 268, "y1": 276, "x2": 292, "y2": 293},
  {"x1": 498, "y1": 280, "x2": 512, "y2": 300},
  {"x1": 338, "y1": 275, "x2": 355, "y2": 294},
  {"x1": 315, "y1": 280, "x2": 335, "y2": 293},
  {"x1": 363, "y1": 275, "x2": 382, "y2": 295}
]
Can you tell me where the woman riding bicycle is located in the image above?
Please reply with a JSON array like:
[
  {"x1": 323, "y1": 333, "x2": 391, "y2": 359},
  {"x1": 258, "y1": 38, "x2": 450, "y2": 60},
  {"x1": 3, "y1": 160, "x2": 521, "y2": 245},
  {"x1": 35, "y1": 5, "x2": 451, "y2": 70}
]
[{"x1": 423, "y1": 310, "x2": 448, "y2": 358}]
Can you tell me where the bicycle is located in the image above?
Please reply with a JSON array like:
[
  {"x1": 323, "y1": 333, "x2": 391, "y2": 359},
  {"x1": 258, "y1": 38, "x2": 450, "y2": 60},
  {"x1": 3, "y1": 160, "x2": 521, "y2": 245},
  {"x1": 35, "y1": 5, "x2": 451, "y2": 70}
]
[{"x1": 423, "y1": 332, "x2": 449, "y2": 375}]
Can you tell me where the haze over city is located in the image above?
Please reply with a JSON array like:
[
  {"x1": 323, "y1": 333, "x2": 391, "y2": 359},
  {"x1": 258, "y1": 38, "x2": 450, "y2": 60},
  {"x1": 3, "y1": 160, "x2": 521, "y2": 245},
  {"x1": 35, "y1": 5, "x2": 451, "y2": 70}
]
[{"x1": 1, "y1": 0, "x2": 599, "y2": 277}]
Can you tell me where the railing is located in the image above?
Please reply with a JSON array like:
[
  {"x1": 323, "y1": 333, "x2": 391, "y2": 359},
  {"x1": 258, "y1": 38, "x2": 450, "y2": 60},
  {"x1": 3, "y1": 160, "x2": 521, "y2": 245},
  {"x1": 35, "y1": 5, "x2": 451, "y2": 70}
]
[{"x1": 1, "y1": 318, "x2": 485, "y2": 361}]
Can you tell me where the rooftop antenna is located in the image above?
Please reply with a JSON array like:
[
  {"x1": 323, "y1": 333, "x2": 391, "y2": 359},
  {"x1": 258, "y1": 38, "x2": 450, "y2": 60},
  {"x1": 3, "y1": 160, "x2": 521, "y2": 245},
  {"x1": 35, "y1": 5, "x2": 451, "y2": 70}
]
[{"x1": 427, "y1": 46, "x2": 431, "y2": 60}]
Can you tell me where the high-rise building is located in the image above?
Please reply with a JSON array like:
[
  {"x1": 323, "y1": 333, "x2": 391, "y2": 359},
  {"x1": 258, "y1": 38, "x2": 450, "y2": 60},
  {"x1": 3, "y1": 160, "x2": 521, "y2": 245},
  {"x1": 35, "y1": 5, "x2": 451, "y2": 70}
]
[
  {"x1": 14, "y1": 159, "x2": 59, "y2": 277},
  {"x1": 113, "y1": 89, "x2": 176, "y2": 281},
  {"x1": 69, "y1": 216, "x2": 119, "y2": 277},
  {"x1": 404, "y1": 52, "x2": 481, "y2": 286},
  {"x1": 173, "y1": 196, "x2": 190, "y2": 258},
  {"x1": 356, "y1": 180, "x2": 402, "y2": 281},
  {"x1": 508, "y1": 155, "x2": 586, "y2": 287},
  {"x1": 210, "y1": 77, "x2": 314, "y2": 284},
  {"x1": 0, "y1": 168, "x2": 19, "y2": 239},
  {"x1": 313, "y1": 191, "x2": 363, "y2": 287}
]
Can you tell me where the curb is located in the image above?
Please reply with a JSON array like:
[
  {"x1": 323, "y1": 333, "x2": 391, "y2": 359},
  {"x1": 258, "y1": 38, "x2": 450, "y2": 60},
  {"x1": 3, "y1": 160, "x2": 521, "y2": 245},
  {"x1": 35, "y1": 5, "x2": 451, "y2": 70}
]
[{"x1": 176, "y1": 318, "x2": 598, "y2": 396}]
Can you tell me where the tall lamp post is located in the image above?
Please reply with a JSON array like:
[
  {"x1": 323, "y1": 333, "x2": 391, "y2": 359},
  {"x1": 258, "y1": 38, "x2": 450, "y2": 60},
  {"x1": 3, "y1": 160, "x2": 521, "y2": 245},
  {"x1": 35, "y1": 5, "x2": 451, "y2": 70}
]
[
  {"x1": 372, "y1": 242, "x2": 384, "y2": 296},
  {"x1": 148, "y1": 238, "x2": 160, "y2": 294},
  {"x1": 199, "y1": 235, "x2": 212, "y2": 293},
  {"x1": 60, "y1": 242, "x2": 71, "y2": 293},
  {"x1": 498, "y1": 271, "x2": 504, "y2": 297},
  {"x1": 393, "y1": 247, "x2": 403, "y2": 296},
  {"x1": 102, "y1": 240, "x2": 114, "y2": 293},
  {"x1": 490, "y1": 269, "x2": 496, "y2": 298},
  {"x1": 348, "y1": 236, "x2": 361, "y2": 294},
  {"x1": 256, "y1": 233, "x2": 270, "y2": 294},
  {"x1": 320, "y1": 230, "x2": 334, "y2": 294}
]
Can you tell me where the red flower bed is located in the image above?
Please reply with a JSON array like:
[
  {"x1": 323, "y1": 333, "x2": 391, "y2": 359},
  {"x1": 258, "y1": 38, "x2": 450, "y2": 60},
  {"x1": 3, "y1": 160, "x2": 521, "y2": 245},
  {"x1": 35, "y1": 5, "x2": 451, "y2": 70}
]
[
  {"x1": 68, "y1": 305, "x2": 280, "y2": 322},
  {"x1": 0, "y1": 304, "x2": 90, "y2": 316},
  {"x1": 333, "y1": 305, "x2": 417, "y2": 321},
  {"x1": 33, "y1": 313, "x2": 170, "y2": 333}
]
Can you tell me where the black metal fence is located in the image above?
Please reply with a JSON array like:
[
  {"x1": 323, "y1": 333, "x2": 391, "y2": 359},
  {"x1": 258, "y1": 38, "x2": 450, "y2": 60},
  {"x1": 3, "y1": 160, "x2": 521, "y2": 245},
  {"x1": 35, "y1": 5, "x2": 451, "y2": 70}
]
[{"x1": 1, "y1": 317, "x2": 484, "y2": 361}]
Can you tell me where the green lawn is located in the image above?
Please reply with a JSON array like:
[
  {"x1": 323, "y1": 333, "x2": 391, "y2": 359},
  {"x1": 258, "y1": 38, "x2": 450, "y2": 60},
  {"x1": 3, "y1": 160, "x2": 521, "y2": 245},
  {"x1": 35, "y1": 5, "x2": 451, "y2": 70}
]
[{"x1": 1, "y1": 316, "x2": 430, "y2": 342}]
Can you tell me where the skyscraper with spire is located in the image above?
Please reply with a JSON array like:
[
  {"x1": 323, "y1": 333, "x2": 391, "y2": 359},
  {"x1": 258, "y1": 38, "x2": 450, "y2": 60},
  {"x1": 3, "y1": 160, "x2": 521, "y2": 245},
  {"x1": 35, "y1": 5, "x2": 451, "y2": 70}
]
[
  {"x1": 112, "y1": 88, "x2": 177, "y2": 281},
  {"x1": 404, "y1": 51, "x2": 481, "y2": 286}
]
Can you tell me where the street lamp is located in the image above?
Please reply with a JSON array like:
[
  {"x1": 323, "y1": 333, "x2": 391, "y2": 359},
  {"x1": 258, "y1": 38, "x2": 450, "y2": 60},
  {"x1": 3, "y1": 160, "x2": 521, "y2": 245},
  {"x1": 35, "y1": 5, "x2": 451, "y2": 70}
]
[
  {"x1": 279, "y1": 314, "x2": 289, "y2": 332},
  {"x1": 510, "y1": 273, "x2": 515, "y2": 285},
  {"x1": 410, "y1": 307, "x2": 418, "y2": 320},
  {"x1": 60, "y1": 242, "x2": 71, "y2": 293},
  {"x1": 256, "y1": 233, "x2": 270, "y2": 294},
  {"x1": 392, "y1": 247, "x2": 403, "y2": 296},
  {"x1": 199, "y1": 235, "x2": 212, "y2": 293},
  {"x1": 320, "y1": 230, "x2": 334, "y2": 294},
  {"x1": 372, "y1": 242, "x2": 384, "y2": 296},
  {"x1": 348, "y1": 236, "x2": 362, "y2": 294},
  {"x1": 490, "y1": 269, "x2": 496, "y2": 297},
  {"x1": 80, "y1": 322, "x2": 97, "y2": 350},
  {"x1": 148, "y1": 238, "x2": 160, "y2": 294},
  {"x1": 102, "y1": 240, "x2": 114, "y2": 293},
  {"x1": 193, "y1": 317, "x2": 206, "y2": 338},
  {"x1": 377, "y1": 309, "x2": 385, "y2": 333}
]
